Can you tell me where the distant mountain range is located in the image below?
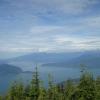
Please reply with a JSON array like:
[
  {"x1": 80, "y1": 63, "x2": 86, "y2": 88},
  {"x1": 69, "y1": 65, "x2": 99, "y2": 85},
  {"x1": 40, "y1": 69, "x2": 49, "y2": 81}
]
[
  {"x1": 42, "y1": 50, "x2": 100, "y2": 68},
  {"x1": 4, "y1": 52, "x2": 82, "y2": 71},
  {"x1": 0, "y1": 50, "x2": 100, "y2": 71},
  {"x1": 0, "y1": 64, "x2": 22, "y2": 75}
]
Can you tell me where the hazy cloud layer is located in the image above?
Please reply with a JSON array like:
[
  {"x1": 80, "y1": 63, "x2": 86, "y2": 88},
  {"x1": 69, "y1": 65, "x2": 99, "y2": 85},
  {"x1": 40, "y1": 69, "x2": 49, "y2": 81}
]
[{"x1": 0, "y1": 0, "x2": 100, "y2": 58}]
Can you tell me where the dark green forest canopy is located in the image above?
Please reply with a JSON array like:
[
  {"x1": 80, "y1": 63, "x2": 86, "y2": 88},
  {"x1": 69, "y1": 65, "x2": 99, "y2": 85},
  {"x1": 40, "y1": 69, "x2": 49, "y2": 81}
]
[{"x1": 0, "y1": 67, "x2": 100, "y2": 100}]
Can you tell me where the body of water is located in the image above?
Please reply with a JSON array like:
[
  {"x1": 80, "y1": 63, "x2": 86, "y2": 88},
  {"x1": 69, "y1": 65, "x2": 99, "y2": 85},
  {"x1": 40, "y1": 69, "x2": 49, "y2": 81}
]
[{"x1": 0, "y1": 66, "x2": 100, "y2": 95}]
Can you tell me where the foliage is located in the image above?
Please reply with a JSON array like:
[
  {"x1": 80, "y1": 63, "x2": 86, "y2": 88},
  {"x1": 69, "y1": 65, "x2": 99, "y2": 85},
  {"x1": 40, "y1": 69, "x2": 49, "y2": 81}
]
[{"x1": 0, "y1": 67, "x2": 100, "y2": 100}]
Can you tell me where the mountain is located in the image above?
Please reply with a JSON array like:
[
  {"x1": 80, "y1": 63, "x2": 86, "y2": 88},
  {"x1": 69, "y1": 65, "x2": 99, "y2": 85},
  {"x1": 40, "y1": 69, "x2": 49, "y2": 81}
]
[
  {"x1": 3, "y1": 50, "x2": 100, "y2": 71},
  {"x1": 5, "y1": 52, "x2": 82, "y2": 71},
  {"x1": 0, "y1": 59, "x2": 5, "y2": 64},
  {"x1": 71, "y1": 50, "x2": 100, "y2": 68},
  {"x1": 0, "y1": 64, "x2": 23, "y2": 75},
  {"x1": 6, "y1": 52, "x2": 82, "y2": 62},
  {"x1": 0, "y1": 64, "x2": 32, "y2": 94},
  {"x1": 42, "y1": 50, "x2": 100, "y2": 68}
]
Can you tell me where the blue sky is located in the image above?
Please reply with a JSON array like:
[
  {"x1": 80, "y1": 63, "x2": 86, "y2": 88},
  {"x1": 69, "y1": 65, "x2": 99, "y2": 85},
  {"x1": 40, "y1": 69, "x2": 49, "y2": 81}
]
[{"x1": 0, "y1": 0, "x2": 100, "y2": 58}]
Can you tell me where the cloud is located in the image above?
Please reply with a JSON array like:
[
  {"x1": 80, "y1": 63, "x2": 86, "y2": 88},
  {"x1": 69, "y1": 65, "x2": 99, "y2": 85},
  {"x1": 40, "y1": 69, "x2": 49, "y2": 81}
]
[
  {"x1": 30, "y1": 25, "x2": 84, "y2": 37},
  {"x1": 53, "y1": 35, "x2": 100, "y2": 50},
  {"x1": 1, "y1": 32, "x2": 100, "y2": 53},
  {"x1": 1, "y1": 18, "x2": 100, "y2": 54},
  {"x1": 0, "y1": 0, "x2": 100, "y2": 58},
  {"x1": 82, "y1": 16, "x2": 100, "y2": 33},
  {"x1": 2, "y1": 0, "x2": 98, "y2": 17}
]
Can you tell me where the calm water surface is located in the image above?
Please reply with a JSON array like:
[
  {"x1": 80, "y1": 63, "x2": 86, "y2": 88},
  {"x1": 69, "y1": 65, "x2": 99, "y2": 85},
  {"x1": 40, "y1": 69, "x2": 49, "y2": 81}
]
[{"x1": 0, "y1": 66, "x2": 100, "y2": 95}]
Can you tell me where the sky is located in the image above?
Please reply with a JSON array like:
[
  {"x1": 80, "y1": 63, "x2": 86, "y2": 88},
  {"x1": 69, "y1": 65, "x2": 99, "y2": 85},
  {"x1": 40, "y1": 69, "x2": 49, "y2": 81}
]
[{"x1": 0, "y1": 0, "x2": 100, "y2": 58}]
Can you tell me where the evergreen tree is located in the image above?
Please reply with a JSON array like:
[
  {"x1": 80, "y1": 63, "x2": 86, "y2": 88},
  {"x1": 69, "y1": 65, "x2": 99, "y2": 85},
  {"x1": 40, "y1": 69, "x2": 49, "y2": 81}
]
[
  {"x1": 15, "y1": 82, "x2": 24, "y2": 100},
  {"x1": 47, "y1": 74, "x2": 62, "y2": 100},
  {"x1": 0, "y1": 96, "x2": 2, "y2": 100},
  {"x1": 6, "y1": 81, "x2": 17, "y2": 100},
  {"x1": 78, "y1": 72, "x2": 96, "y2": 100},
  {"x1": 24, "y1": 84, "x2": 31, "y2": 99},
  {"x1": 47, "y1": 74, "x2": 54, "y2": 100},
  {"x1": 29, "y1": 67, "x2": 40, "y2": 100},
  {"x1": 64, "y1": 80, "x2": 75, "y2": 100},
  {"x1": 6, "y1": 81, "x2": 24, "y2": 100},
  {"x1": 95, "y1": 76, "x2": 100, "y2": 100},
  {"x1": 38, "y1": 86, "x2": 46, "y2": 100}
]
